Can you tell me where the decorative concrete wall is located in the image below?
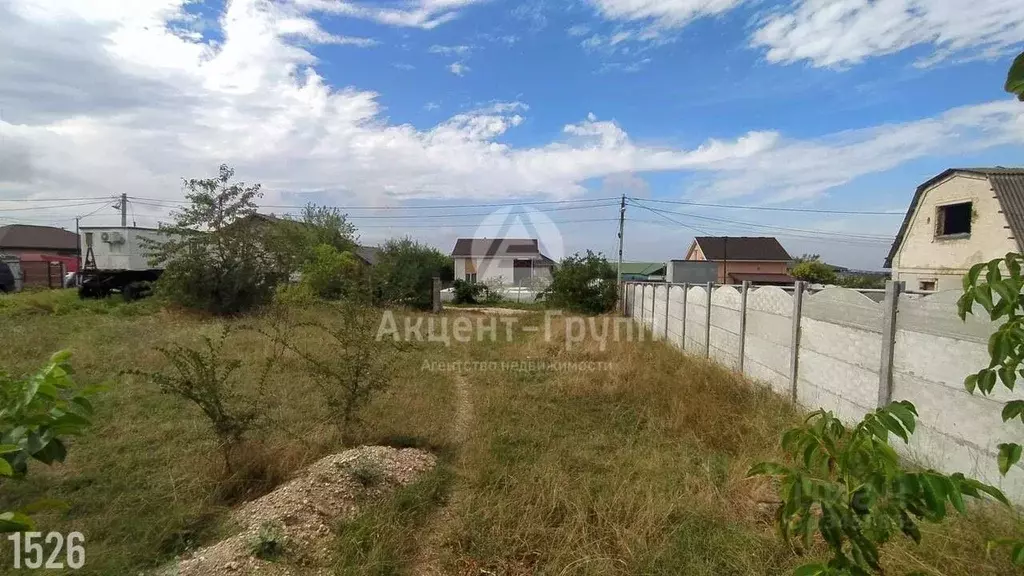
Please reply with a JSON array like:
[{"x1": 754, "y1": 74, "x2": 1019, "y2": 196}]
[{"x1": 622, "y1": 281, "x2": 1024, "y2": 503}]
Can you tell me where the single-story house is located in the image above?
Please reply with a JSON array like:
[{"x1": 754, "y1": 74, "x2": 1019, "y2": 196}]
[
  {"x1": 885, "y1": 167, "x2": 1024, "y2": 292},
  {"x1": 451, "y1": 238, "x2": 554, "y2": 286},
  {"x1": 0, "y1": 224, "x2": 78, "y2": 260},
  {"x1": 619, "y1": 262, "x2": 666, "y2": 281},
  {"x1": 684, "y1": 236, "x2": 793, "y2": 285}
]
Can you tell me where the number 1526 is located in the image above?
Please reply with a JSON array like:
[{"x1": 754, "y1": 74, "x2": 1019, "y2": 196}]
[{"x1": 8, "y1": 532, "x2": 85, "y2": 570}]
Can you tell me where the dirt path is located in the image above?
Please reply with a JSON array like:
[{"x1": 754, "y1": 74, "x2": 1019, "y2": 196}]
[{"x1": 410, "y1": 373, "x2": 473, "y2": 575}]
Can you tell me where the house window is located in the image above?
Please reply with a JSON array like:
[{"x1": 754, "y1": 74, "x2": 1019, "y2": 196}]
[
  {"x1": 935, "y1": 202, "x2": 972, "y2": 237},
  {"x1": 465, "y1": 273, "x2": 477, "y2": 283},
  {"x1": 918, "y1": 279, "x2": 937, "y2": 291}
]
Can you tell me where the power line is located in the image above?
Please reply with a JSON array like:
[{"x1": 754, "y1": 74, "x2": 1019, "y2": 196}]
[
  {"x1": 627, "y1": 199, "x2": 711, "y2": 235},
  {"x1": 127, "y1": 199, "x2": 619, "y2": 219},
  {"x1": 628, "y1": 199, "x2": 893, "y2": 243},
  {"x1": 0, "y1": 199, "x2": 115, "y2": 212},
  {"x1": 632, "y1": 197, "x2": 904, "y2": 215},
  {"x1": 0, "y1": 196, "x2": 116, "y2": 203},
  {"x1": 127, "y1": 195, "x2": 619, "y2": 210}
]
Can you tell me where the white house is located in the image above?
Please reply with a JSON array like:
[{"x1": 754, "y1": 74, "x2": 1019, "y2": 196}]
[
  {"x1": 885, "y1": 167, "x2": 1024, "y2": 292},
  {"x1": 451, "y1": 238, "x2": 554, "y2": 286}
]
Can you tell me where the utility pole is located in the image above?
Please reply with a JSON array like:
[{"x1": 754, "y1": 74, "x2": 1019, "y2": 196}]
[
  {"x1": 75, "y1": 217, "x2": 81, "y2": 274},
  {"x1": 617, "y1": 194, "x2": 626, "y2": 284},
  {"x1": 120, "y1": 193, "x2": 128, "y2": 228}
]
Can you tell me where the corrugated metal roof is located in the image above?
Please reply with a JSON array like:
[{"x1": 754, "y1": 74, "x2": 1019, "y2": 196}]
[
  {"x1": 694, "y1": 237, "x2": 791, "y2": 261},
  {"x1": 0, "y1": 225, "x2": 78, "y2": 251},
  {"x1": 884, "y1": 167, "x2": 1024, "y2": 268}
]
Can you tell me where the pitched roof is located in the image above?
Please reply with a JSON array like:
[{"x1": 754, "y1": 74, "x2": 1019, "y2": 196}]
[
  {"x1": 619, "y1": 262, "x2": 666, "y2": 276},
  {"x1": 354, "y1": 245, "x2": 380, "y2": 266},
  {"x1": 693, "y1": 237, "x2": 791, "y2": 261},
  {"x1": 451, "y1": 238, "x2": 549, "y2": 259},
  {"x1": 0, "y1": 224, "x2": 78, "y2": 251},
  {"x1": 883, "y1": 167, "x2": 1024, "y2": 268}
]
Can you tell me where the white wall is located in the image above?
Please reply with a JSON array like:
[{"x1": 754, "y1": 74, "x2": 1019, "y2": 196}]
[
  {"x1": 624, "y1": 281, "x2": 1024, "y2": 503},
  {"x1": 454, "y1": 256, "x2": 551, "y2": 285}
]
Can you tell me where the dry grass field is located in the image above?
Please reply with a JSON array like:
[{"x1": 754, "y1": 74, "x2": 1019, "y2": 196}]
[{"x1": 0, "y1": 290, "x2": 1021, "y2": 575}]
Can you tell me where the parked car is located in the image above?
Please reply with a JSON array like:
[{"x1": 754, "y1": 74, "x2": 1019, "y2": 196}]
[{"x1": 0, "y1": 261, "x2": 16, "y2": 293}]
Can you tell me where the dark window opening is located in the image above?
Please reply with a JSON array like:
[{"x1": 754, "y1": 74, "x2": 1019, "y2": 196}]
[
  {"x1": 919, "y1": 280, "x2": 936, "y2": 291},
  {"x1": 936, "y1": 202, "x2": 972, "y2": 236},
  {"x1": 465, "y1": 273, "x2": 477, "y2": 283}
]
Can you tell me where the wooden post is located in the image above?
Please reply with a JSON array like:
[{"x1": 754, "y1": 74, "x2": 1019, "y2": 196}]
[
  {"x1": 738, "y1": 281, "x2": 750, "y2": 374},
  {"x1": 431, "y1": 276, "x2": 442, "y2": 313},
  {"x1": 704, "y1": 281, "x2": 713, "y2": 358},
  {"x1": 877, "y1": 280, "x2": 903, "y2": 407},
  {"x1": 680, "y1": 282, "x2": 688, "y2": 350},
  {"x1": 789, "y1": 281, "x2": 805, "y2": 403}
]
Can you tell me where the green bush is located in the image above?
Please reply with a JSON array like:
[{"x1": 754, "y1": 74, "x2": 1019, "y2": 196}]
[
  {"x1": 542, "y1": 251, "x2": 617, "y2": 314},
  {"x1": 372, "y1": 238, "x2": 452, "y2": 310},
  {"x1": 0, "y1": 351, "x2": 99, "y2": 531},
  {"x1": 148, "y1": 165, "x2": 285, "y2": 315},
  {"x1": 452, "y1": 279, "x2": 485, "y2": 304},
  {"x1": 125, "y1": 327, "x2": 279, "y2": 471}
]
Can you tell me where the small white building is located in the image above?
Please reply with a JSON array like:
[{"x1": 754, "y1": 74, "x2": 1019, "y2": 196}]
[
  {"x1": 885, "y1": 167, "x2": 1024, "y2": 292},
  {"x1": 451, "y1": 238, "x2": 554, "y2": 286}
]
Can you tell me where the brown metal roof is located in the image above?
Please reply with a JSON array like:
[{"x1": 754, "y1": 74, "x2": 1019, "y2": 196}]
[
  {"x1": 694, "y1": 236, "x2": 792, "y2": 262},
  {"x1": 0, "y1": 224, "x2": 78, "y2": 251},
  {"x1": 883, "y1": 167, "x2": 1024, "y2": 268},
  {"x1": 451, "y1": 238, "x2": 548, "y2": 259}
]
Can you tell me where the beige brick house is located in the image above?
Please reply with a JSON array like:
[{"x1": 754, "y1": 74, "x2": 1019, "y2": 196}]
[
  {"x1": 885, "y1": 167, "x2": 1024, "y2": 292},
  {"x1": 683, "y1": 236, "x2": 793, "y2": 285}
]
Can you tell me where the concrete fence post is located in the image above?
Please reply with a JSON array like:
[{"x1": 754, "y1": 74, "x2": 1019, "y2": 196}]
[
  {"x1": 680, "y1": 283, "x2": 689, "y2": 349},
  {"x1": 789, "y1": 281, "x2": 805, "y2": 403},
  {"x1": 738, "y1": 281, "x2": 750, "y2": 374},
  {"x1": 664, "y1": 284, "x2": 671, "y2": 341},
  {"x1": 704, "y1": 281, "x2": 713, "y2": 358},
  {"x1": 877, "y1": 280, "x2": 904, "y2": 407},
  {"x1": 431, "y1": 276, "x2": 442, "y2": 313}
]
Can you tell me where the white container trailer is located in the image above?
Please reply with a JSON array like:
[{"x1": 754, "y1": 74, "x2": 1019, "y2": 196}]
[{"x1": 79, "y1": 226, "x2": 173, "y2": 299}]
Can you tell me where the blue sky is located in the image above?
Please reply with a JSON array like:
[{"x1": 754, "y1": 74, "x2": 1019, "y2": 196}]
[{"x1": 1, "y1": 0, "x2": 1023, "y2": 269}]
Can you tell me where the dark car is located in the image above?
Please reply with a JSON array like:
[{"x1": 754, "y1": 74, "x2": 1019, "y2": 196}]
[{"x1": 0, "y1": 261, "x2": 15, "y2": 293}]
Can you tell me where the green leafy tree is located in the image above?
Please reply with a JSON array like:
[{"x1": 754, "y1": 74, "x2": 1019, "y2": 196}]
[
  {"x1": 542, "y1": 250, "x2": 617, "y2": 314},
  {"x1": 150, "y1": 165, "x2": 283, "y2": 315},
  {"x1": 452, "y1": 279, "x2": 485, "y2": 304},
  {"x1": 1007, "y1": 51, "x2": 1024, "y2": 101},
  {"x1": 791, "y1": 259, "x2": 838, "y2": 285},
  {"x1": 264, "y1": 204, "x2": 359, "y2": 276},
  {"x1": 0, "y1": 351, "x2": 99, "y2": 531},
  {"x1": 372, "y1": 238, "x2": 452, "y2": 310},
  {"x1": 750, "y1": 403, "x2": 1008, "y2": 575},
  {"x1": 299, "y1": 245, "x2": 365, "y2": 301}
]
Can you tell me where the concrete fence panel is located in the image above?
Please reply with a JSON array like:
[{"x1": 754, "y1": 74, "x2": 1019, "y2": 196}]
[
  {"x1": 710, "y1": 285, "x2": 742, "y2": 369},
  {"x1": 797, "y1": 288, "x2": 884, "y2": 423},
  {"x1": 744, "y1": 286, "x2": 793, "y2": 395},
  {"x1": 892, "y1": 290, "x2": 1024, "y2": 502},
  {"x1": 684, "y1": 285, "x2": 708, "y2": 355},
  {"x1": 666, "y1": 285, "x2": 686, "y2": 350},
  {"x1": 652, "y1": 285, "x2": 668, "y2": 338}
]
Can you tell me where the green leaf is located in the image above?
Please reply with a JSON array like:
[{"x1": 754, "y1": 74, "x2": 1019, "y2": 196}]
[
  {"x1": 968, "y1": 261, "x2": 987, "y2": 288},
  {"x1": 999, "y1": 365, "x2": 1018, "y2": 390},
  {"x1": 0, "y1": 511, "x2": 34, "y2": 533},
  {"x1": 31, "y1": 437, "x2": 66, "y2": 465},
  {"x1": 1006, "y1": 51, "x2": 1024, "y2": 100},
  {"x1": 1002, "y1": 401, "x2": 1024, "y2": 422},
  {"x1": 0, "y1": 459, "x2": 12, "y2": 477},
  {"x1": 887, "y1": 402, "x2": 917, "y2": 433},
  {"x1": 876, "y1": 411, "x2": 909, "y2": 443},
  {"x1": 980, "y1": 369, "x2": 998, "y2": 394},
  {"x1": 998, "y1": 443, "x2": 1022, "y2": 475},
  {"x1": 976, "y1": 284, "x2": 995, "y2": 311},
  {"x1": 965, "y1": 373, "x2": 979, "y2": 394},
  {"x1": 947, "y1": 480, "x2": 966, "y2": 514},
  {"x1": 1013, "y1": 541, "x2": 1024, "y2": 565}
]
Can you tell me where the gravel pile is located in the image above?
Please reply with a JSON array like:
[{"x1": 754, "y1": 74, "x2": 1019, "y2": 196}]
[{"x1": 165, "y1": 446, "x2": 437, "y2": 576}]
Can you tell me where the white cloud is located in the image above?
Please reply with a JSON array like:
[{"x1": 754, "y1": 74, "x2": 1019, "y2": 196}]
[
  {"x1": 447, "y1": 61, "x2": 470, "y2": 75},
  {"x1": 585, "y1": 0, "x2": 747, "y2": 29},
  {"x1": 0, "y1": 0, "x2": 775, "y2": 228},
  {"x1": 686, "y1": 100, "x2": 1024, "y2": 202},
  {"x1": 567, "y1": 24, "x2": 590, "y2": 37},
  {"x1": 752, "y1": 0, "x2": 1024, "y2": 68},
  {"x1": 429, "y1": 44, "x2": 471, "y2": 56},
  {"x1": 293, "y1": 0, "x2": 485, "y2": 29}
]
